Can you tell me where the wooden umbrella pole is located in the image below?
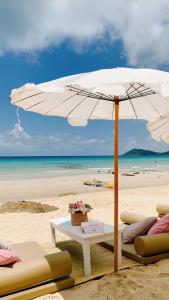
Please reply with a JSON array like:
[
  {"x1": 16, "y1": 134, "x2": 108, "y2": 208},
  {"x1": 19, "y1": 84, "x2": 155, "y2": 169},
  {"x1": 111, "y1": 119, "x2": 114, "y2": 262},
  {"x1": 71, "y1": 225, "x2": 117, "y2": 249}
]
[{"x1": 114, "y1": 98, "x2": 119, "y2": 273}]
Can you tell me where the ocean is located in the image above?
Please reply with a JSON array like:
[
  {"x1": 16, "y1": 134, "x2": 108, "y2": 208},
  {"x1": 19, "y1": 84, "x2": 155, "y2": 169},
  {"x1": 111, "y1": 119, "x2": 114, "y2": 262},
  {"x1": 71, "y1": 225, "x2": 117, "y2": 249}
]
[{"x1": 0, "y1": 155, "x2": 169, "y2": 180}]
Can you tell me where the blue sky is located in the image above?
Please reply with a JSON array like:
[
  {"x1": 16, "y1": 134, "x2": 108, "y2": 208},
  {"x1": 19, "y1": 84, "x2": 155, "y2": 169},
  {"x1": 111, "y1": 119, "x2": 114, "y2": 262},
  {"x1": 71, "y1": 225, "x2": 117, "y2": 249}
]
[{"x1": 1, "y1": 0, "x2": 169, "y2": 155}]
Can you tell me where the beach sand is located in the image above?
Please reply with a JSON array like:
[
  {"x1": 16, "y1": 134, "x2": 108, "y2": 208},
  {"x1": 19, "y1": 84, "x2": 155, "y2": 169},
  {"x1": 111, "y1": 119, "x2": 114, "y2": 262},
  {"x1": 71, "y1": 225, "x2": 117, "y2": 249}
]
[
  {"x1": 1, "y1": 170, "x2": 169, "y2": 202},
  {"x1": 1, "y1": 171, "x2": 169, "y2": 299}
]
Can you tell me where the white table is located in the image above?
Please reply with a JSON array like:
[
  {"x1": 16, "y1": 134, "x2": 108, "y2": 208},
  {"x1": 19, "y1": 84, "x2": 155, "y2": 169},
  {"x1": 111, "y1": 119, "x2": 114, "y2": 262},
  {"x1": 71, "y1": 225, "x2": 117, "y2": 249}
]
[{"x1": 50, "y1": 217, "x2": 122, "y2": 277}]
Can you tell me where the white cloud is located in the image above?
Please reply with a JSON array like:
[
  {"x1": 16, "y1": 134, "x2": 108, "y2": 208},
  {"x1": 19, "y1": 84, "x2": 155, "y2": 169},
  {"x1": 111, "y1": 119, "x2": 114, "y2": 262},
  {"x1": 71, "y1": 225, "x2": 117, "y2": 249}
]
[
  {"x1": 0, "y1": 121, "x2": 169, "y2": 155},
  {"x1": 1, "y1": 0, "x2": 169, "y2": 66},
  {"x1": 9, "y1": 123, "x2": 31, "y2": 140},
  {"x1": 0, "y1": 123, "x2": 112, "y2": 155},
  {"x1": 0, "y1": 123, "x2": 32, "y2": 153},
  {"x1": 71, "y1": 135, "x2": 105, "y2": 145}
]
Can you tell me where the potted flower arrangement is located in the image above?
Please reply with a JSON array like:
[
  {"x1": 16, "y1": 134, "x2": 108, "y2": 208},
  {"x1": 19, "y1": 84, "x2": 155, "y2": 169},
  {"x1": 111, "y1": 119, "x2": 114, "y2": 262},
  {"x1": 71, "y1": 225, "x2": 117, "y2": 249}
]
[{"x1": 69, "y1": 201, "x2": 92, "y2": 226}]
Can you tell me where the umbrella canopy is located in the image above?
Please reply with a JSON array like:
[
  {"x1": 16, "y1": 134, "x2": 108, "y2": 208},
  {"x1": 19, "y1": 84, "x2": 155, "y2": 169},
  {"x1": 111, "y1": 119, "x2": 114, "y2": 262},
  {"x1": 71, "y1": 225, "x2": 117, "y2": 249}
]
[
  {"x1": 11, "y1": 68, "x2": 169, "y2": 126},
  {"x1": 10, "y1": 67, "x2": 169, "y2": 273},
  {"x1": 147, "y1": 113, "x2": 169, "y2": 143}
]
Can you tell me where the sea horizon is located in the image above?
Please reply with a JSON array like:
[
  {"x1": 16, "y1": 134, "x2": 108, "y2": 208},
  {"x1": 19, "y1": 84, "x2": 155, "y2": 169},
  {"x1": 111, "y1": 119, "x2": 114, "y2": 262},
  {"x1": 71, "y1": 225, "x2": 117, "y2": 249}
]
[{"x1": 0, "y1": 155, "x2": 169, "y2": 181}]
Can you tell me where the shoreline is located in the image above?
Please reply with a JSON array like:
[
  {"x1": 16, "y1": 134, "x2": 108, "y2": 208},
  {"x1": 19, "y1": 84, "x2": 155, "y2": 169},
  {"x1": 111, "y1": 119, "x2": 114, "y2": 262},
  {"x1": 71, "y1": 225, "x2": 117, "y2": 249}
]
[
  {"x1": 1, "y1": 166, "x2": 169, "y2": 180},
  {"x1": 0, "y1": 170, "x2": 169, "y2": 203}
]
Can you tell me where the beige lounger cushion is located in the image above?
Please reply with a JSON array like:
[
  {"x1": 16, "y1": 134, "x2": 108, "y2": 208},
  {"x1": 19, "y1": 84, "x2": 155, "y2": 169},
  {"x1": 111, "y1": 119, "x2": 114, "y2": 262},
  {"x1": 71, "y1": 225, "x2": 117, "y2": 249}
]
[
  {"x1": 101, "y1": 240, "x2": 169, "y2": 265},
  {"x1": 156, "y1": 203, "x2": 169, "y2": 215},
  {"x1": 120, "y1": 211, "x2": 146, "y2": 224},
  {"x1": 134, "y1": 233, "x2": 169, "y2": 257},
  {"x1": 0, "y1": 241, "x2": 73, "y2": 297},
  {"x1": 1, "y1": 277, "x2": 75, "y2": 300}
]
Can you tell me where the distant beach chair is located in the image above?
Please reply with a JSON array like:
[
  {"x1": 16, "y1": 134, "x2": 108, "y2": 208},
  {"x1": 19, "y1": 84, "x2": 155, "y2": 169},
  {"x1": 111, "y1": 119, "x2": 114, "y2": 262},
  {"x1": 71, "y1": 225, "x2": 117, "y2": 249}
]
[
  {"x1": 121, "y1": 172, "x2": 135, "y2": 176},
  {"x1": 83, "y1": 179, "x2": 113, "y2": 188},
  {"x1": 83, "y1": 178, "x2": 103, "y2": 187},
  {"x1": 105, "y1": 182, "x2": 114, "y2": 189}
]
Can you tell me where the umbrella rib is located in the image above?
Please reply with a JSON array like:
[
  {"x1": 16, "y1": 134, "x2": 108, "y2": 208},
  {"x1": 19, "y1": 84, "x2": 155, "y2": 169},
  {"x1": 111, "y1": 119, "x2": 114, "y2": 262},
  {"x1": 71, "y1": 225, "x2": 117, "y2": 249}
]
[
  {"x1": 67, "y1": 85, "x2": 114, "y2": 101},
  {"x1": 44, "y1": 92, "x2": 79, "y2": 115},
  {"x1": 97, "y1": 92, "x2": 113, "y2": 100},
  {"x1": 24, "y1": 92, "x2": 84, "y2": 113},
  {"x1": 125, "y1": 82, "x2": 145, "y2": 97},
  {"x1": 25, "y1": 100, "x2": 47, "y2": 111},
  {"x1": 125, "y1": 82, "x2": 135, "y2": 94},
  {"x1": 121, "y1": 91, "x2": 156, "y2": 101},
  {"x1": 68, "y1": 84, "x2": 155, "y2": 102},
  {"x1": 122, "y1": 83, "x2": 155, "y2": 100},
  {"x1": 88, "y1": 99, "x2": 100, "y2": 120},
  {"x1": 131, "y1": 83, "x2": 154, "y2": 96},
  {"x1": 149, "y1": 114, "x2": 167, "y2": 126},
  {"x1": 67, "y1": 85, "x2": 98, "y2": 98},
  {"x1": 149, "y1": 119, "x2": 169, "y2": 140},
  {"x1": 122, "y1": 82, "x2": 143, "y2": 98},
  {"x1": 65, "y1": 96, "x2": 89, "y2": 118},
  {"x1": 148, "y1": 118, "x2": 169, "y2": 133},
  {"x1": 12, "y1": 92, "x2": 44, "y2": 104},
  {"x1": 128, "y1": 87, "x2": 153, "y2": 98},
  {"x1": 125, "y1": 85, "x2": 138, "y2": 119},
  {"x1": 145, "y1": 98, "x2": 161, "y2": 117},
  {"x1": 88, "y1": 93, "x2": 113, "y2": 120},
  {"x1": 44, "y1": 87, "x2": 92, "y2": 115},
  {"x1": 129, "y1": 99, "x2": 138, "y2": 119}
]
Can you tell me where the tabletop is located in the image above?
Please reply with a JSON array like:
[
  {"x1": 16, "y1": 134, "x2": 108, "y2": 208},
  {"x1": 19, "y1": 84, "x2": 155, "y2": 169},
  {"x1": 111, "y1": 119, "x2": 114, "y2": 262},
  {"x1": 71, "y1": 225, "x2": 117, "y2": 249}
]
[{"x1": 50, "y1": 216, "x2": 120, "y2": 240}]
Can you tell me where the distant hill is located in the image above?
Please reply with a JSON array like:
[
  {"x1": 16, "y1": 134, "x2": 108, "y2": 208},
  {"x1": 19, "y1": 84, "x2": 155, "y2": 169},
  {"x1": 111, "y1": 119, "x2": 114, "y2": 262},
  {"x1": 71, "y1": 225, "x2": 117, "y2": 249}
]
[{"x1": 122, "y1": 148, "x2": 169, "y2": 156}]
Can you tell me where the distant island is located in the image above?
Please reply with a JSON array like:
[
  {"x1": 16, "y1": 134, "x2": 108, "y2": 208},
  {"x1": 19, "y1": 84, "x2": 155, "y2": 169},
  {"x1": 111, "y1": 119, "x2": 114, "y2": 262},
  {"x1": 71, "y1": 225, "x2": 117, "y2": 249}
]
[{"x1": 122, "y1": 148, "x2": 169, "y2": 156}]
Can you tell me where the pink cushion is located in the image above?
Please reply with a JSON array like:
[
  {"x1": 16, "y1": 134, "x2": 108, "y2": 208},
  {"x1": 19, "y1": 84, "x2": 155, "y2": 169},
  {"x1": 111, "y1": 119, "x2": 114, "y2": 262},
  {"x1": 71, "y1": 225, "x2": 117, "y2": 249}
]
[
  {"x1": 0, "y1": 249, "x2": 21, "y2": 266},
  {"x1": 148, "y1": 213, "x2": 169, "y2": 235}
]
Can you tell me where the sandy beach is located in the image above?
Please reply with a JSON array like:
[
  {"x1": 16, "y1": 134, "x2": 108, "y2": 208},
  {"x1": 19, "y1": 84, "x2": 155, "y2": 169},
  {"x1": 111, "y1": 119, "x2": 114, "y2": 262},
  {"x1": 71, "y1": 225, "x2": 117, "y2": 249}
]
[
  {"x1": 0, "y1": 170, "x2": 169, "y2": 299},
  {"x1": 1, "y1": 170, "x2": 169, "y2": 202}
]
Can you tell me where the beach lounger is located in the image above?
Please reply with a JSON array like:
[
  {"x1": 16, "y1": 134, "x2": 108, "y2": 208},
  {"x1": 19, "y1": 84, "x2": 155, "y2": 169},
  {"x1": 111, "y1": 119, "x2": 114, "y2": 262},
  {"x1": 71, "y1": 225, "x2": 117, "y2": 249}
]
[
  {"x1": 120, "y1": 211, "x2": 169, "y2": 264},
  {"x1": 123, "y1": 232, "x2": 169, "y2": 264},
  {"x1": 102, "y1": 232, "x2": 169, "y2": 265},
  {"x1": 102, "y1": 211, "x2": 169, "y2": 265},
  {"x1": 0, "y1": 241, "x2": 75, "y2": 300}
]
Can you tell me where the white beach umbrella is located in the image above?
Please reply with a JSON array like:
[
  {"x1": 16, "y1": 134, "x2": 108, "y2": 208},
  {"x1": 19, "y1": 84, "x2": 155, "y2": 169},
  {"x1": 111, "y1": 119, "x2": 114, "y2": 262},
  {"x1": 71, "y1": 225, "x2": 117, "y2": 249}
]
[{"x1": 10, "y1": 67, "x2": 169, "y2": 273}]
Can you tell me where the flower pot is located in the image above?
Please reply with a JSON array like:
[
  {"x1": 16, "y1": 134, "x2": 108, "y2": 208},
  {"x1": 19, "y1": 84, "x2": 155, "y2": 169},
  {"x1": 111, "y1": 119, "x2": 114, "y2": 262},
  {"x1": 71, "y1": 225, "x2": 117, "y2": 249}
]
[{"x1": 71, "y1": 212, "x2": 88, "y2": 226}]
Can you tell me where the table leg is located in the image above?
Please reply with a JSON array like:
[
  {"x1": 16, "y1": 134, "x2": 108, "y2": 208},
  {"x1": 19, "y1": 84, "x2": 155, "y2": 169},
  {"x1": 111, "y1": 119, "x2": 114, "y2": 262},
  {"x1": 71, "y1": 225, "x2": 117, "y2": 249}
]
[
  {"x1": 50, "y1": 223, "x2": 56, "y2": 247},
  {"x1": 82, "y1": 240, "x2": 91, "y2": 277}
]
